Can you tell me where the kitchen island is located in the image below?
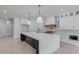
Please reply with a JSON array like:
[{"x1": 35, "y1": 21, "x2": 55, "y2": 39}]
[{"x1": 20, "y1": 32, "x2": 60, "y2": 54}]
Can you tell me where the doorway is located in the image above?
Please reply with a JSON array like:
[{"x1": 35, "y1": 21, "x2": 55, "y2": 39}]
[{"x1": 0, "y1": 18, "x2": 13, "y2": 38}]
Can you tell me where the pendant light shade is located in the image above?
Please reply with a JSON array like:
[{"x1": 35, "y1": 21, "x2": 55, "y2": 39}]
[{"x1": 36, "y1": 16, "x2": 43, "y2": 23}]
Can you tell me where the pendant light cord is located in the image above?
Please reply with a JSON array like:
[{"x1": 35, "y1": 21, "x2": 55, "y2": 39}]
[{"x1": 38, "y1": 5, "x2": 41, "y2": 16}]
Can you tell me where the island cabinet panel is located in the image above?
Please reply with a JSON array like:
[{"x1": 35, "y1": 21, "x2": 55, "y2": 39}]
[
  {"x1": 20, "y1": 34, "x2": 26, "y2": 41},
  {"x1": 20, "y1": 33, "x2": 39, "y2": 54},
  {"x1": 20, "y1": 33, "x2": 60, "y2": 54}
]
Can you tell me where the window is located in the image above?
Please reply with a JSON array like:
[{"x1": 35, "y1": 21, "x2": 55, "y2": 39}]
[
  {"x1": 61, "y1": 15, "x2": 63, "y2": 17},
  {"x1": 65, "y1": 14, "x2": 68, "y2": 17},
  {"x1": 76, "y1": 11, "x2": 79, "y2": 15},
  {"x1": 70, "y1": 12, "x2": 73, "y2": 16}
]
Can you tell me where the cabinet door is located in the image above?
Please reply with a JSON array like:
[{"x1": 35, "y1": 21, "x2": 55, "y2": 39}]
[
  {"x1": 21, "y1": 34, "x2": 26, "y2": 41},
  {"x1": 59, "y1": 18, "x2": 65, "y2": 29},
  {"x1": 74, "y1": 16, "x2": 79, "y2": 30},
  {"x1": 59, "y1": 17, "x2": 74, "y2": 30},
  {"x1": 26, "y1": 36, "x2": 32, "y2": 45},
  {"x1": 21, "y1": 18, "x2": 27, "y2": 24}
]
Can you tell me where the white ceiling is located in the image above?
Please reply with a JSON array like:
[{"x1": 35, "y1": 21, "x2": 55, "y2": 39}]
[{"x1": 0, "y1": 5, "x2": 79, "y2": 18}]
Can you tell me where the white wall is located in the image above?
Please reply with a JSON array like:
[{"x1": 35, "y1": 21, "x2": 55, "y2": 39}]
[
  {"x1": 0, "y1": 18, "x2": 7, "y2": 37},
  {"x1": 7, "y1": 19, "x2": 13, "y2": 36},
  {"x1": 13, "y1": 18, "x2": 21, "y2": 39},
  {"x1": 29, "y1": 19, "x2": 41, "y2": 32},
  {"x1": 21, "y1": 18, "x2": 29, "y2": 32}
]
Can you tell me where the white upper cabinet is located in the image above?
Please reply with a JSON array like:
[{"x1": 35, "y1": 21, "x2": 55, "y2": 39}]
[
  {"x1": 21, "y1": 18, "x2": 31, "y2": 26},
  {"x1": 45, "y1": 17, "x2": 55, "y2": 25},
  {"x1": 58, "y1": 11, "x2": 79, "y2": 30},
  {"x1": 21, "y1": 18, "x2": 27, "y2": 24}
]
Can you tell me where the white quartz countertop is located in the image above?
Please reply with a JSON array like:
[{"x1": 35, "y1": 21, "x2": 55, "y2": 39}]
[
  {"x1": 56, "y1": 30, "x2": 79, "y2": 36},
  {"x1": 21, "y1": 32, "x2": 60, "y2": 40}
]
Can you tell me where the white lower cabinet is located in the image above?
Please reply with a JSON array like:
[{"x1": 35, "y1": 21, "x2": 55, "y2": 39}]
[{"x1": 57, "y1": 30, "x2": 79, "y2": 47}]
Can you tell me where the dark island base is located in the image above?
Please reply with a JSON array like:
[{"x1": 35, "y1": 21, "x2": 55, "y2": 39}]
[{"x1": 20, "y1": 34, "x2": 39, "y2": 54}]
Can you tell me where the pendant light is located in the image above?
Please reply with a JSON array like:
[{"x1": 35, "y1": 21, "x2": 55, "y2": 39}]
[{"x1": 36, "y1": 5, "x2": 43, "y2": 23}]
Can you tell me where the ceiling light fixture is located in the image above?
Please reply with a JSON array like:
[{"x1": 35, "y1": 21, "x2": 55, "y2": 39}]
[
  {"x1": 60, "y1": 9, "x2": 64, "y2": 12},
  {"x1": 3, "y1": 10, "x2": 7, "y2": 13},
  {"x1": 36, "y1": 5, "x2": 43, "y2": 24}
]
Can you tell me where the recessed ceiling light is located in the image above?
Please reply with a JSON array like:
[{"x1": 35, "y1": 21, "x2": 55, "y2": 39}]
[
  {"x1": 60, "y1": 9, "x2": 64, "y2": 12},
  {"x1": 3, "y1": 10, "x2": 7, "y2": 13}
]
